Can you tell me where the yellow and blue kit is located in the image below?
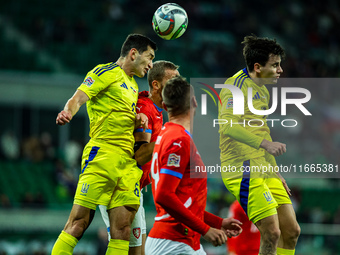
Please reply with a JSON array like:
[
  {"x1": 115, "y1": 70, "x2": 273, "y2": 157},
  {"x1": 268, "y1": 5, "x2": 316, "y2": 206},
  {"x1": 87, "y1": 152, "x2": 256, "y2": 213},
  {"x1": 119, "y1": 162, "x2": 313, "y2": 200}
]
[
  {"x1": 74, "y1": 62, "x2": 142, "y2": 211},
  {"x1": 219, "y1": 68, "x2": 291, "y2": 223}
]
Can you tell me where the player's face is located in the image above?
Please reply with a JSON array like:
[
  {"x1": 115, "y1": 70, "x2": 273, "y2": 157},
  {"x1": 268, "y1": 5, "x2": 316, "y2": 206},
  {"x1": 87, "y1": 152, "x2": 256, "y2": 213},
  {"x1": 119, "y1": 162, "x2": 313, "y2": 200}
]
[
  {"x1": 258, "y1": 54, "x2": 283, "y2": 83},
  {"x1": 134, "y1": 46, "x2": 155, "y2": 78},
  {"x1": 161, "y1": 69, "x2": 180, "y2": 91},
  {"x1": 158, "y1": 69, "x2": 180, "y2": 101}
]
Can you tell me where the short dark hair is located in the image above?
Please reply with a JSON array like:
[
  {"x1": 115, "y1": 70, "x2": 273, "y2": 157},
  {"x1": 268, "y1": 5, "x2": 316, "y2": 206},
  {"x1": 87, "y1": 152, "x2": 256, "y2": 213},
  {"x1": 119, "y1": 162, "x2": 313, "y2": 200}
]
[
  {"x1": 120, "y1": 34, "x2": 157, "y2": 57},
  {"x1": 147, "y1": 60, "x2": 179, "y2": 89},
  {"x1": 162, "y1": 76, "x2": 191, "y2": 116},
  {"x1": 242, "y1": 35, "x2": 285, "y2": 71}
]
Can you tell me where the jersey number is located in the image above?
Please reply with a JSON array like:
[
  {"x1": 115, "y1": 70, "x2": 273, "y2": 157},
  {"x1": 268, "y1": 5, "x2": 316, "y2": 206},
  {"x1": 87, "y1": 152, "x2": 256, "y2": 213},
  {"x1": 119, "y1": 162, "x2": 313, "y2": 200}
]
[
  {"x1": 134, "y1": 182, "x2": 140, "y2": 197},
  {"x1": 151, "y1": 152, "x2": 160, "y2": 190}
]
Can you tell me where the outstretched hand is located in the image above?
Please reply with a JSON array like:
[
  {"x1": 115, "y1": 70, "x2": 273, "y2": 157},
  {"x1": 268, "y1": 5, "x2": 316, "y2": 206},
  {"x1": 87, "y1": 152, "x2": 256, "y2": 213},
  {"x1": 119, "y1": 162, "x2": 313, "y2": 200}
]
[
  {"x1": 203, "y1": 227, "x2": 228, "y2": 246},
  {"x1": 56, "y1": 110, "x2": 72, "y2": 125},
  {"x1": 260, "y1": 139, "x2": 286, "y2": 157},
  {"x1": 135, "y1": 113, "x2": 149, "y2": 132},
  {"x1": 221, "y1": 218, "x2": 243, "y2": 238}
]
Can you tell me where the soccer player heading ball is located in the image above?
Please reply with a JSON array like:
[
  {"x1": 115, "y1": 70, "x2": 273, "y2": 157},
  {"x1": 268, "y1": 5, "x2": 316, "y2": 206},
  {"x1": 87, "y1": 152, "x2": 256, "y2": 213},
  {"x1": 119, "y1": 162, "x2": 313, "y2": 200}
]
[
  {"x1": 98, "y1": 60, "x2": 180, "y2": 255},
  {"x1": 52, "y1": 34, "x2": 156, "y2": 255}
]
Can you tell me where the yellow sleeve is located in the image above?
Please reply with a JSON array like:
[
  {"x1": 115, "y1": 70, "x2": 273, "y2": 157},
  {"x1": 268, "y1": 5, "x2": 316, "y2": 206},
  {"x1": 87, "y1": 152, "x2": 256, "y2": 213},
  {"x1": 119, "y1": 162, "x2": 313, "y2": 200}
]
[
  {"x1": 223, "y1": 124, "x2": 263, "y2": 149},
  {"x1": 219, "y1": 87, "x2": 263, "y2": 149},
  {"x1": 77, "y1": 69, "x2": 118, "y2": 99}
]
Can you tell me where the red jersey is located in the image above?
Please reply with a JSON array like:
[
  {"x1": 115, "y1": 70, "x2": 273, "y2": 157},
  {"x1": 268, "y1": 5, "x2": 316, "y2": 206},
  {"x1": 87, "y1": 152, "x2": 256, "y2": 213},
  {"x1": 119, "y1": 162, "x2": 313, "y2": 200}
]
[
  {"x1": 134, "y1": 91, "x2": 163, "y2": 188},
  {"x1": 149, "y1": 122, "x2": 222, "y2": 251},
  {"x1": 227, "y1": 200, "x2": 260, "y2": 255}
]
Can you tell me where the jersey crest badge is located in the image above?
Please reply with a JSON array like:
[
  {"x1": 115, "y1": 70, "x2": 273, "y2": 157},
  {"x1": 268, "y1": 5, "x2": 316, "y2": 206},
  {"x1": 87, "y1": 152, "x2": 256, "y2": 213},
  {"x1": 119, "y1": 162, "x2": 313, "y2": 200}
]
[
  {"x1": 132, "y1": 227, "x2": 141, "y2": 239},
  {"x1": 167, "y1": 153, "x2": 180, "y2": 167},
  {"x1": 82, "y1": 77, "x2": 95, "y2": 87},
  {"x1": 226, "y1": 98, "x2": 233, "y2": 109}
]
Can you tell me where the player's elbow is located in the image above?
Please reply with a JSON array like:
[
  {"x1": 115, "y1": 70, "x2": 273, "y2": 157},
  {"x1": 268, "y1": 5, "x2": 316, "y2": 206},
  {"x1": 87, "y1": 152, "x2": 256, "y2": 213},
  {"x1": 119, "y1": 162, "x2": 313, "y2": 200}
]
[
  {"x1": 134, "y1": 151, "x2": 143, "y2": 166},
  {"x1": 134, "y1": 150, "x2": 152, "y2": 166},
  {"x1": 222, "y1": 124, "x2": 233, "y2": 136},
  {"x1": 134, "y1": 142, "x2": 153, "y2": 166},
  {"x1": 154, "y1": 192, "x2": 173, "y2": 209}
]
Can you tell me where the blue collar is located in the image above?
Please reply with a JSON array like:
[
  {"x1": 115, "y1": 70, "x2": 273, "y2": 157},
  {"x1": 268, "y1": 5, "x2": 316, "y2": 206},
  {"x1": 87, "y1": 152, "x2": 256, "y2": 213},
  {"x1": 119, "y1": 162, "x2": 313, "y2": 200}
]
[
  {"x1": 153, "y1": 103, "x2": 163, "y2": 112},
  {"x1": 185, "y1": 129, "x2": 192, "y2": 137},
  {"x1": 242, "y1": 67, "x2": 250, "y2": 78}
]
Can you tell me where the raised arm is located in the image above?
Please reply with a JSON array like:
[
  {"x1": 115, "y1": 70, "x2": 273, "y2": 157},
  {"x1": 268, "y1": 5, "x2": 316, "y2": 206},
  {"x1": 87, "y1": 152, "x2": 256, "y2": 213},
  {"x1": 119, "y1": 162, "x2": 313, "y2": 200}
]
[{"x1": 56, "y1": 89, "x2": 89, "y2": 125}]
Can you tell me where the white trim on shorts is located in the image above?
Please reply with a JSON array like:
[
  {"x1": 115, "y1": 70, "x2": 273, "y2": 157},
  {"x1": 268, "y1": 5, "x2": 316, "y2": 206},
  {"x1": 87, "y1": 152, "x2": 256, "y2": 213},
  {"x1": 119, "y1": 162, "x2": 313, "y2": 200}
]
[
  {"x1": 129, "y1": 191, "x2": 146, "y2": 247},
  {"x1": 145, "y1": 237, "x2": 206, "y2": 255},
  {"x1": 99, "y1": 190, "x2": 145, "y2": 247}
]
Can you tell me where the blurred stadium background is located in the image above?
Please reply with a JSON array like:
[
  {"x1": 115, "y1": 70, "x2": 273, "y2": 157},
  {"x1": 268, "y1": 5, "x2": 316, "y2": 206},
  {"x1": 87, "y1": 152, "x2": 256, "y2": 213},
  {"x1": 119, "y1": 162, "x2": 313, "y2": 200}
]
[{"x1": 0, "y1": 0, "x2": 339, "y2": 254}]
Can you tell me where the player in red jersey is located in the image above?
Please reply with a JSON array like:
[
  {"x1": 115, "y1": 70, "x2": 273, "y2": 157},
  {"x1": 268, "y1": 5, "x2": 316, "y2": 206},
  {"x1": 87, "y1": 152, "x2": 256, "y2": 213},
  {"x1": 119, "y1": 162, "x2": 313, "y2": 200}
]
[
  {"x1": 145, "y1": 76, "x2": 242, "y2": 255},
  {"x1": 134, "y1": 60, "x2": 180, "y2": 189},
  {"x1": 227, "y1": 200, "x2": 261, "y2": 255},
  {"x1": 130, "y1": 60, "x2": 180, "y2": 255},
  {"x1": 99, "y1": 60, "x2": 180, "y2": 255}
]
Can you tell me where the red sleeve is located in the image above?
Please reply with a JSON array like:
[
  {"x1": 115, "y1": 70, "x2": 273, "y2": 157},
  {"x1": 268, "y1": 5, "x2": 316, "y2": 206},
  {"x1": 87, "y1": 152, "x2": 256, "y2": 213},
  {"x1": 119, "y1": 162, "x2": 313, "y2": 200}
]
[
  {"x1": 136, "y1": 100, "x2": 151, "y2": 118},
  {"x1": 154, "y1": 136, "x2": 210, "y2": 236},
  {"x1": 204, "y1": 211, "x2": 223, "y2": 229},
  {"x1": 155, "y1": 174, "x2": 210, "y2": 236}
]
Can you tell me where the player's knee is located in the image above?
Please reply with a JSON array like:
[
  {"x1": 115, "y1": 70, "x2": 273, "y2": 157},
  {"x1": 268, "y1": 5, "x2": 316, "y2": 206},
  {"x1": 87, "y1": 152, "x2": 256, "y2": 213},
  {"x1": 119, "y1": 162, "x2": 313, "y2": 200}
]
[
  {"x1": 111, "y1": 217, "x2": 133, "y2": 240},
  {"x1": 64, "y1": 218, "x2": 88, "y2": 239},
  {"x1": 283, "y1": 222, "x2": 300, "y2": 243},
  {"x1": 110, "y1": 224, "x2": 131, "y2": 240},
  {"x1": 295, "y1": 223, "x2": 301, "y2": 238},
  {"x1": 262, "y1": 227, "x2": 281, "y2": 245}
]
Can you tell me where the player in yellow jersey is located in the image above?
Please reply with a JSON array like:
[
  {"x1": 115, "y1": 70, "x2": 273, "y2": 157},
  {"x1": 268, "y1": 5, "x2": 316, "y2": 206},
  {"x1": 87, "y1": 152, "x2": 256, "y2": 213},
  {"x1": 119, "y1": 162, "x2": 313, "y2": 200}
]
[
  {"x1": 51, "y1": 34, "x2": 156, "y2": 255},
  {"x1": 219, "y1": 35, "x2": 300, "y2": 255}
]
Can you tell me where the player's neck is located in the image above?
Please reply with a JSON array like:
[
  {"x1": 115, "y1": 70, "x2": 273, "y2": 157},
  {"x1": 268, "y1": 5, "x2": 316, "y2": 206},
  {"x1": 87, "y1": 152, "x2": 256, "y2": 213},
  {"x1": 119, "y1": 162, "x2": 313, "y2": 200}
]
[
  {"x1": 249, "y1": 72, "x2": 264, "y2": 87},
  {"x1": 169, "y1": 113, "x2": 191, "y2": 134},
  {"x1": 149, "y1": 90, "x2": 163, "y2": 109},
  {"x1": 116, "y1": 57, "x2": 134, "y2": 77}
]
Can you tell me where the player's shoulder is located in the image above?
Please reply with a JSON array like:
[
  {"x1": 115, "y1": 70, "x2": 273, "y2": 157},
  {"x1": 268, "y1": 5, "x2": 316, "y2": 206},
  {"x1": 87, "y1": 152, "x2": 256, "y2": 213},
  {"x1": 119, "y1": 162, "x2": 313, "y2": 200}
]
[
  {"x1": 163, "y1": 122, "x2": 190, "y2": 137},
  {"x1": 160, "y1": 123, "x2": 191, "y2": 146},
  {"x1": 136, "y1": 93, "x2": 156, "y2": 116},
  {"x1": 87, "y1": 62, "x2": 122, "y2": 79},
  {"x1": 231, "y1": 68, "x2": 251, "y2": 88},
  {"x1": 137, "y1": 91, "x2": 152, "y2": 107},
  {"x1": 221, "y1": 68, "x2": 251, "y2": 97}
]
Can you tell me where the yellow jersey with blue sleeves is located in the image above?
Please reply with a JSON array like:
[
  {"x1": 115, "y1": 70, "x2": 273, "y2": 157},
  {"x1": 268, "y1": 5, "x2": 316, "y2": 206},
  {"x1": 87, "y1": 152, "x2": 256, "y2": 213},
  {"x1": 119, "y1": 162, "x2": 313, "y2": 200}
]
[
  {"x1": 219, "y1": 68, "x2": 273, "y2": 163},
  {"x1": 78, "y1": 62, "x2": 139, "y2": 156}
]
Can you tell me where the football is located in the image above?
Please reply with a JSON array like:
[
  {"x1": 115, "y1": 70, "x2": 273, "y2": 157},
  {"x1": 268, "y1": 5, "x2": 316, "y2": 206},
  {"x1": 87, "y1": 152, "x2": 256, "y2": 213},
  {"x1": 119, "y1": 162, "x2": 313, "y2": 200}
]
[{"x1": 152, "y1": 3, "x2": 188, "y2": 40}]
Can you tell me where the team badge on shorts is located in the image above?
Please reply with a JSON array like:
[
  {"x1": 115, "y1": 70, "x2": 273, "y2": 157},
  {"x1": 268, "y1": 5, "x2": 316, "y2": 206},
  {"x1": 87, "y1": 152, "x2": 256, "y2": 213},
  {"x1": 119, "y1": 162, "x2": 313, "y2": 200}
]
[
  {"x1": 133, "y1": 227, "x2": 141, "y2": 239},
  {"x1": 82, "y1": 77, "x2": 95, "y2": 87},
  {"x1": 167, "y1": 153, "x2": 180, "y2": 167},
  {"x1": 263, "y1": 191, "x2": 274, "y2": 205}
]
